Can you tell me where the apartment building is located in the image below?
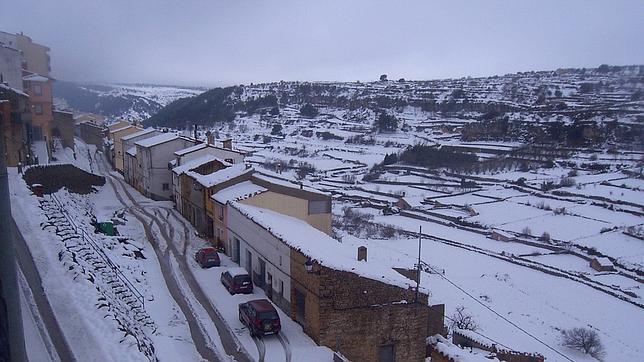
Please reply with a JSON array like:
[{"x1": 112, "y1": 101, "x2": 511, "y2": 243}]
[
  {"x1": 0, "y1": 83, "x2": 30, "y2": 166},
  {"x1": 122, "y1": 128, "x2": 161, "y2": 185}
]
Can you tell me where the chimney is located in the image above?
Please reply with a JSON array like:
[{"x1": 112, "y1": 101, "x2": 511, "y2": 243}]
[
  {"x1": 193, "y1": 125, "x2": 198, "y2": 141},
  {"x1": 206, "y1": 131, "x2": 213, "y2": 145},
  {"x1": 299, "y1": 182, "x2": 303, "y2": 189},
  {"x1": 357, "y1": 246, "x2": 367, "y2": 262},
  {"x1": 222, "y1": 138, "x2": 232, "y2": 149}
]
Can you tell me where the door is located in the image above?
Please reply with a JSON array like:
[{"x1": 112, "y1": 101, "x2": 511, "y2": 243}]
[
  {"x1": 246, "y1": 250, "x2": 252, "y2": 275},
  {"x1": 266, "y1": 273, "x2": 273, "y2": 300},
  {"x1": 295, "y1": 288, "x2": 306, "y2": 327},
  {"x1": 257, "y1": 259, "x2": 266, "y2": 289},
  {"x1": 233, "y1": 238, "x2": 240, "y2": 262}
]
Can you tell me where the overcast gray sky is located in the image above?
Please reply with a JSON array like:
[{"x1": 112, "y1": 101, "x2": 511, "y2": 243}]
[{"x1": 2, "y1": 0, "x2": 643, "y2": 86}]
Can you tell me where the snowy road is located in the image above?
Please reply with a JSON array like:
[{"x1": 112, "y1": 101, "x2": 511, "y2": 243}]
[{"x1": 95, "y1": 151, "x2": 255, "y2": 362}]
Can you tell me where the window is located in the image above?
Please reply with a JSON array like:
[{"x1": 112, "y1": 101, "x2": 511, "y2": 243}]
[
  {"x1": 162, "y1": 183, "x2": 169, "y2": 191},
  {"x1": 218, "y1": 205, "x2": 224, "y2": 221},
  {"x1": 308, "y1": 200, "x2": 330, "y2": 214},
  {"x1": 279, "y1": 280, "x2": 284, "y2": 297},
  {"x1": 33, "y1": 84, "x2": 42, "y2": 96},
  {"x1": 377, "y1": 344, "x2": 395, "y2": 362},
  {"x1": 34, "y1": 104, "x2": 43, "y2": 115}
]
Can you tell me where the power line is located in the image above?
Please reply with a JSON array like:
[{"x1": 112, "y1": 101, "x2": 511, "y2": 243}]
[{"x1": 421, "y1": 261, "x2": 574, "y2": 361}]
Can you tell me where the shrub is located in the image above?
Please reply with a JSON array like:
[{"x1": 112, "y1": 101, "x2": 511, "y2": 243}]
[
  {"x1": 559, "y1": 177, "x2": 576, "y2": 187},
  {"x1": 539, "y1": 232, "x2": 551, "y2": 242},
  {"x1": 374, "y1": 112, "x2": 399, "y2": 133},
  {"x1": 271, "y1": 124, "x2": 283, "y2": 135},
  {"x1": 521, "y1": 227, "x2": 532, "y2": 236},
  {"x1": 450, "y1": 306, "x2": 478, "y2": 331},
  {"x1": 296, "y1": 162, "x2": 316, "y2": 180},
  {"x1": 560, "y1": 327, "x2": 604, "y2": 359},
  {"x1": 300, "y1": 103, "x2": 318, "y2": 118}
]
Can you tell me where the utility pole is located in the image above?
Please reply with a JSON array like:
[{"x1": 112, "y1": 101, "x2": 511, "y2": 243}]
[
  {"x1": 415, "y1": 225, "x2": 422, "y2": 304},
  {"x1": 0, "y1": 133, "x2": 27, "y2": 361}
]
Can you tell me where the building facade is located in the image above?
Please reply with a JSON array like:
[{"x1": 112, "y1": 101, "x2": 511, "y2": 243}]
[
  {"x1": 135, "y1": 133, "x2": 195, "y2": 200},
  {"x1": 52, "y1": 110, "x2": 75, "y2": 149},
  {"x1": 0, "y1": 84, "x2": 30, "y2": 166}
]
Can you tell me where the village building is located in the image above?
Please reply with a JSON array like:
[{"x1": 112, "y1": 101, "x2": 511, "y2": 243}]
[
  {"x1": 77, "y1": 119, "x2": 105, "y2": 147},
  {"x1": 109, "y1": 124, "x2": 141, "y2": 171},
  {"x1": 134, "y1": 133, "x2": 195, "y2": 200},
  {"x1": 490, "y1": 229, "x2": 515, "y2": 242},
  {"x1": 590, "y1": 257, "x2": 615, "y2": 272},
  {"x1": 209, "y1": 170, "x2": 332, "y2": 253},
  {"x1": 227, "y1": 202, "x2": 432, "y2": 362},
  {"x1": 172, "y1": 140, "x2": 246, "y2": 167},
  {"x1": 22, "y1": 72, "x2": 53, "y2": 161},
  {"x1": 122, "y1": 128, "x2": 162, "y2": 185},
  {"x1": 0, "y1": 83, "x2": 30, "y2": 167},
  {"x1": 172, "y1": 157, "x2": 235, "y2": 235},
  {"x1": 0, "y1": 43, "x2": 23, "y2": 90},
  {"x1": 52, "y1": 110, "x2": 75, "y2": 149}
]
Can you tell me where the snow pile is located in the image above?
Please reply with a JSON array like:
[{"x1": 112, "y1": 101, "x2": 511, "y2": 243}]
[
  {"x1": 187, "y1": 163, "x2": 252, "y2": 188},
  {"x1": 211, "y1": 181, "x2": 267, "y2": 204}
]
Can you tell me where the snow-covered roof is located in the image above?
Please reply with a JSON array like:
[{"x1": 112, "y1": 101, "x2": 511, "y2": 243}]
[
  {"x1": 187, "y1": 164, "x2": 251, "y2": 188},
  {"x1": 212, "y1": 181, "x2": 267, "y2": 204},
  {"x1": 126, "y1": 146, "x2": 137, "y2": 157},
  {"x1": 172, "y1": 154, "x2": 226, "y2": 175},
  {"x1": 174, "y1": 143, "x2": 207, "y2": 156},
  {"x1": 121, "y1": 128, "x2": 157, "y2": 141},
  {"x1": 230, "y1": 202, "x2": 416, "y2": 290},
  {"x1": 253, "y1": 172, "x2": 329, "y2": 197},
  {"x1": 491, "y1": 229, "x2": 514, "y2": 239},
  {"x1": 227, "y1": 267, "x2": 250, "y2": 278},
  {"x1": 0, "y1": 82, "x2": 28, "y2": 97},
  {"x1": 134, "y1": 132, "x2": 179, "y2": 148},
  {"x1": 22, "y1": 74, "x2": 49, "y2": 82},
  {"x1": 110, "y1": 125, "x2": 136, "y2": 134},
  {"x1": 426, "y1": 335, "x2": 497, "y2": 362},
  {"x1": 595, "y1": 257, "x2": 613, "y2": 267}
]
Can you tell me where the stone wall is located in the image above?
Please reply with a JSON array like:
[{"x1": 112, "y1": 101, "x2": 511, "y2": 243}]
[{"x1": 289, "y1": 249, "x2": 430, "y2": 362}]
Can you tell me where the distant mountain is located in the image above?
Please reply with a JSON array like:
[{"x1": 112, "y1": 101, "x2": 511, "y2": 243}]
[
  {"x1": 52, "y1": 81, "x2": 205, "y2": 120},
  {"x1": 144, "y1": 64, "x2": 643, "y2": 148}
]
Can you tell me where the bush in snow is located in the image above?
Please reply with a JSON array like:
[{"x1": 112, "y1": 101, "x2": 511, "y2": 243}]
[
  {"x1": 560, "y1": 327, "x2": 604, "y2": 359},
  {"x1": 449, "y1": 306, "x2": 479, "y2": 331},
  {"x1": 539, "y1": 232, "x2": 551, "y2": 242},
  {"x1": 521, "y1": 226, "x2": 532, "y2": 236}
]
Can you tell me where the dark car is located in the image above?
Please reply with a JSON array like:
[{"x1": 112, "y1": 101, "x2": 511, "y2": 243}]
[
  {"x1": 220, "y1": 267, "x2": 253, "y2": 294},
  {"x1": 239, "y1": 299, "x2": 281, "y2": 337},
  {"x1": 194, "y1": 247, "x2": 220, "y2": 268}
]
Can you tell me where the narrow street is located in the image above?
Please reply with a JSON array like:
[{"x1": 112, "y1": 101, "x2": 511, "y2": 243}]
[{"x1": 94, "y1": 151, "x2": 255, "y2": 362}]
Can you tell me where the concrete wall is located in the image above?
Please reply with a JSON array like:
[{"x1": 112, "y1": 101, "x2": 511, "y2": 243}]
[
  {"x1": 227, "y1": 205, "x2": 292, "y2": 312},
  {"x1": 241, "y1": 191, "x2": 332, "y2": 235},
  {"x1": 0, "y1": 45, "x2": 22, "y2": 90}
]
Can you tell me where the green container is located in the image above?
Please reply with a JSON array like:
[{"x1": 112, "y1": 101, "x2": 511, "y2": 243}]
[{"x1": 98, "y1": 222, "x2": 115, "y2": 236}]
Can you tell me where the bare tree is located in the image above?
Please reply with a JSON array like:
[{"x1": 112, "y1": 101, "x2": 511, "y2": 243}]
[
  {"x1": 561, "y1": 327, "x2": 605, "y2": 359},
  {"x1": 450, "y1": 306, "x2": 479, "y2": 331}
]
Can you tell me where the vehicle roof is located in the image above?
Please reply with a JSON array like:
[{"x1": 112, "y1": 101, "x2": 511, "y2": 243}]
[
  {"x1": 247, "y1": 299, "x2": 276, "y2": 312},
  {"x1": 227, "y1": 267, "x2": 250, "y2": 277}
]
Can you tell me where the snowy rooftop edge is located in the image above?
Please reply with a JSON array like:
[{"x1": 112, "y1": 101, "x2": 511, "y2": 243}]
[
  {"x1": 134, "y1": 132, "x2": 179, "y2": 148},
  {"x1": 211, "y1": 181, "x2": 267, "y2": 204},
  {"x1": 230, "y1": 202, "x2": 417, "y2": 290},
  {"x1": 186, "y1": 163, "x2": 250, "y2": 188}
]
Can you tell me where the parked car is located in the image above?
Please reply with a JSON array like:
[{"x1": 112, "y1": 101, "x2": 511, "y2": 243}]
[
  {"x1": 239, "y1": 299, "x2": 281, "y2": 337},
  {"x1": 220, "y1": 267, "x2": 253, "y2": 294},
  {"x1": 194, "y1": 247, "x2": 220, "y2": 268}
]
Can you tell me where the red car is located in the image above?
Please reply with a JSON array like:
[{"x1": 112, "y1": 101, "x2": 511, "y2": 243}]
[
  {"x1": 194, "y1": 247, "x2": 220, "y2": 268},
  {"x1": 220, "y1": 267, "x2": 253, "y2": 294},
  {"x1": 239, "y1": 299, "x2": 281, "y2": 337}
]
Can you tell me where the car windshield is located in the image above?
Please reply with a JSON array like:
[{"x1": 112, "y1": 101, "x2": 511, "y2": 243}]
[{"x1": 258, "y1": 311, "x2": 278, "y2": 320}]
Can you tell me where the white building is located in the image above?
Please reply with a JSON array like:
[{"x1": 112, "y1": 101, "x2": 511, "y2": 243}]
[
  {"x1": 172, "y1": 141, "x2": 245, "y2": 168},
  {"x1": 135, "y1": 133, "x2": 195, "y2": 200},
  {"x1": 122, "y1": 128, "x2": 162, "y2": 185}
]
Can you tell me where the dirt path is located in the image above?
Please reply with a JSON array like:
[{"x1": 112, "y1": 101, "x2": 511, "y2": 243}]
[
  {"x1": 95, "y1": 151, "x2": 253, "y2": 362},
  {"x1": 12, "y1": 219, "x2": 76, "y2": 362}
]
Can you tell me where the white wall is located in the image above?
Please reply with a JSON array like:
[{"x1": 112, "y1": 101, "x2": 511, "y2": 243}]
[
  {"x1": 227, "y1": 206, "x2": 291, "y2": 302},
  {"x1": 143, "y1": 138, "x2": 195, "y2": 200}
]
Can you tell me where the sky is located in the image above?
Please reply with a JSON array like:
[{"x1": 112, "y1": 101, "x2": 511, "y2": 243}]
[{"x1": 2, "y1": 0, "x2": 643, "y2": 87}]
